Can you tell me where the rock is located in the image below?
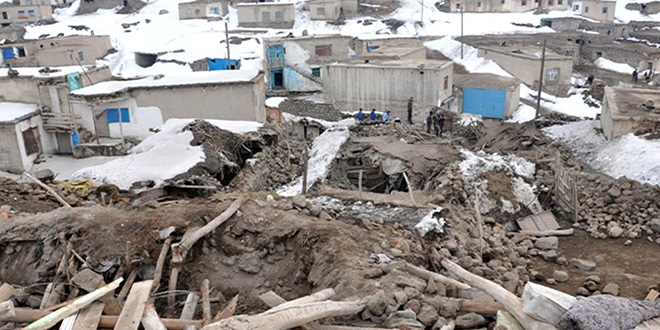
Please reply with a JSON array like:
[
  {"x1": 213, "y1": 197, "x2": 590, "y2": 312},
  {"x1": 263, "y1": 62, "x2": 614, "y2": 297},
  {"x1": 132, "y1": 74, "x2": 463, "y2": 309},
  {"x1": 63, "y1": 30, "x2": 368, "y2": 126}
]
[
  {"x1": 404, "y1": 299, "x2": 421, "y2": 315},
  {"x1": 546, "y1": 278, "x2": 557, "y2": 285},
  {"x1": 455, "y1": 312, "x2": 487, "y2": 329},
  {"x1": 577, "y1": 287, "x2": 590, "y2": 296},
  {"x1": 426, "y1": 296, "x2": 461, "y2": 318},
  {"x1": 608, "y1": 186, "x2": 621, "y2": 198},
  {"x1": 553, "y1": 270, "x2": 569, "y2": 283},
  {"x1": 602, "y1": 283, "x2": 620, "y2": 296},
  {"x1": 404, "y1": 287, "x2": 421, "y2": 300},
  {"x1": 237, "y1": 255, "x2": 262, "y2": 274},
  {"x1": 425, "y1": 277, "x2": 438, "y2": 294},
  {"x1": 608, "y1": 226, "x2": 624, "y2": 238},
  {"x1": 25, "y1": 295, "x2": 43, "y2": 309},
  {"x1": 393, "y1": 290, "x2": 408, "y2": 306},
  {"x1": 624, "y1": 240, "x2": 633, "y2": 246},
  {"x1": 417, "y1": 304, "x2": 439, "y2": 326},
  {"x1": 319, "y1": 211, "x2": 332, "y2": 220},
  {"x1": 309, "y1": 204, "x2": 322, "y2": 217},
  {"x1": 585, "y1": 275, "x2": 601, "y2": 284},
  {"x1": 432, "y1": 317, "x2": 449, "y2": 330},
  {"x1": 292, "y1": 195, "x2": 307, "y2": 209},
  {"x1": 535, "y1": 236, "x2": 559, "y2": 250},
  {"x1": 395, "y1": 275, "x2": 427, "y2": 292},
  {"x1": 650, "y1": 219, "x2": 660, "y2": 233},
  {"x1": 366, "y1": 290, "x2": 388, "y2": 316},
  {"x1": 570, "y1": 258, "x2": 596, "y2": 271},
  {"x1": 540, "y1": 250, "x2": 558, "y2": 262},
  {"x1": 158, "y1": 9, "x2": 168, "y2": 14},
  {"x1": 584, "y1": 280, "x2": 598, "y2": 292}
]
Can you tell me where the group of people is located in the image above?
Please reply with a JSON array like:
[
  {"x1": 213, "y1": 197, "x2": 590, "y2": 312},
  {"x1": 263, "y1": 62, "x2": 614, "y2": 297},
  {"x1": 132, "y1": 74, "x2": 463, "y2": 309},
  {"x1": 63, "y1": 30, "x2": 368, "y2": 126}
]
[
  {"x1": 425, "y1": 110, "x2": 445, "y2": 137},
  {"x1": 356, "y1": 108, "x2": 392, "y2": 122},
  {"x1": 632, "y1": 69, "x2": 653, "y2": 84}
]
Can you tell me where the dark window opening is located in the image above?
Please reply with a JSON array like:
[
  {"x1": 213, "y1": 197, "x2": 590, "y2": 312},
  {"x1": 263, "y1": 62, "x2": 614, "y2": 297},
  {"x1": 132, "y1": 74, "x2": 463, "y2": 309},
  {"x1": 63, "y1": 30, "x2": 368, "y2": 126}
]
[
  {"x1": 311, "y1": 67, "x2": 321, "y2": 77},
  {"x1": 22, "y1": 128, "x2": 40, "y2": 156},
  {"x1": 315, "y1": 44, "x2": 332, "y2": 56}
]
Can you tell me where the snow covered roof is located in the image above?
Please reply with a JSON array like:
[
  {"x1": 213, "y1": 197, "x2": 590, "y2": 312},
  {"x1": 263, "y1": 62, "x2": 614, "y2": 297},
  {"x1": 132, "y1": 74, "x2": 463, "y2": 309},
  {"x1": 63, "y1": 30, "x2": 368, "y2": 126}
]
[
  {"x1": 454, "y1": 73, "x2": 521, "y2": 90},
  {"x1": 71, "y1": 70, "x2": 261, "y2": 97},
  {"x1": 0, "y1": 102, "x2": 40, "y2": 123},
  {"x1": 0, "y1": 65, "x2": 97, "y2": 79},
  {"x1": 329, "y1": 59, "x2": 452, "y2": 70},
  {"x1": 604, "y1": 87, "x2": 660, "y2": 120},
  {"x1": 480, "y1": 45, "x2": 572, "y2": 61}
]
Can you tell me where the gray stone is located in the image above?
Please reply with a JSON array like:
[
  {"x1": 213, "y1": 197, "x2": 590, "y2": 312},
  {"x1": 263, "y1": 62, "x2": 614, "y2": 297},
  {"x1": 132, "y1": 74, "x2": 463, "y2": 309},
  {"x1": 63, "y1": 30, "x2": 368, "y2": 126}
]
[
  {"x1": 577, "y1": 287, "x2": 590, "y2": 296},
  {"x1": 608, "y1": 226, "x2": 624, "y2": 238},
  {"x1": 585, "y1": 275, "x2": 601, "y2": 284},
  {"x1": 608, "y1": 186, "x2": 621, "y2": 198},
  {"x1": 404, "y1": 299, "x2": 421, "y2": 315},
  {"x1": 393, "y1": 290, "x2": 408, "y2": 306},
  {"x1": 602, "y1": 283, "x2": 620, "y2": 296},
  {"x1": 426, "y1": 296, "x2": 461, "y2": 318},
  {"x1": 404, "y1": 287, "x2": 421, "y2": 300},
  {"x1": 396, "y1": 275, "x2": 427, "y2": 292},
  {"x1": 584, "y1": 280, "x2": 599, "y2": 292},
  {"x1": 571, "y1": 258, "x2": 596, "y2": 271},
  {"x1": 553, "y1": 270, "x2": 569, "y2": 283},
  {"x1": 425, "y1": 277, "x2": 438, "y2": 294},
  {"x1": 432, "y1": 317, "x2": 449, "y2": 330},
  {"x1": 650, "y1": 219, "x2": 660, "y2": 233},
  {"x1": 535, "y1": 236, "x2": 559, "y2": 250},
  {"x1": 319, "y1": 211, "x2": 332, "y2": 220},
  {"x1": 540, "y1": 250, "x2": 558, "y2": 262},
  {"x1": 455, "y1": 312, "x2": 487, "y2": 329},
  {"x1": 417, "y1": 304, "x2": 439, "y2": 326},
  {"x1": 308, "y1": 204, "x2": 322, "y2": 216},
  {"x1": 556, "y1": 256, "x2": 569, "y2": 266},
  {"x1": 546, "y1": 278, "x2": 557, "y2": 285},
  {"x1": 366, "y1": 290, "x2": 388, "y2": 316},
  {"x1": 624, "y1": 240, "x2": 633, "y2": 246},
  {"x1": 292, "y1": 195, "x2": 307, "y2": 208}
]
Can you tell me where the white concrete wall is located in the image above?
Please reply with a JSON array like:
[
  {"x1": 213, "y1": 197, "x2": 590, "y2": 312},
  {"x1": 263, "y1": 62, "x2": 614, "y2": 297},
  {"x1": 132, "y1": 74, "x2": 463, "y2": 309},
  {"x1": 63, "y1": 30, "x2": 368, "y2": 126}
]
[
  {"x1": 108, "y1": 106, "x2": 163, "y2": 139},
  {"x1": 577, "y1": 0, "x2": 615, "y2": 22},
  {"x1": 0, "y1": 125, "x2": 20, "y2": 173}
]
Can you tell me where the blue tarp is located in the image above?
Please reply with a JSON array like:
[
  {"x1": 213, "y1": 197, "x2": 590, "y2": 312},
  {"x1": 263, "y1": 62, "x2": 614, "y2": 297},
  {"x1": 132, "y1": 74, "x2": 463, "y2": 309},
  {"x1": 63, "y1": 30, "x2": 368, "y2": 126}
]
[
  {"x1": 71, "y1": 131, "x2": 79, "y2": 147},
  {"x1": 106, "y1": 108, "x2": 130, "y2": 123},
  {"x1": 207, "y1": 58, "x2": 238, "y2": 71},
  {"x1": 2, "y1": 48, "x2": 14, "y2": 61}
]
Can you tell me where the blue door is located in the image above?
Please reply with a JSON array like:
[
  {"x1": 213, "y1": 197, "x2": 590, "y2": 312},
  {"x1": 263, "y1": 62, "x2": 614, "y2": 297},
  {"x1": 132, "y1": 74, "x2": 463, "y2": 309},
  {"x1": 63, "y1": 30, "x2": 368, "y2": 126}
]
[
  {"x1": 462, "y1": 88, "x2": 506, "y2": 119},
  {"x1": 2, "y1": 48, "x2": 14, "y2": 61}
]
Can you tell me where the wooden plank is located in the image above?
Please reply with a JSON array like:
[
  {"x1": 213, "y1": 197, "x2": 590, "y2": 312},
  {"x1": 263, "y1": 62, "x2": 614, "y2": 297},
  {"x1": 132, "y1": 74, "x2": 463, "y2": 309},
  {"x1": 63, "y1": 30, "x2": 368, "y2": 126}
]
[
  {"x1": 645, "y1": 289, "x2": 659, "y2": 302},
  {"x1": 0, "y1": 283, "x2": 15, "y2": 302},
  {"x1": 72, "y1": 302, "x2": 104, "y2": 330},
  {"x1": 516, "y1": 217, "x2": 538, "y2": 232},
  {"x1": 141, "y1": 304, "x2": 167, "y2": 330},
  {"x1": 201, "y1": 279, "x2": 212, "y2": 326},
  {"x1": 58, "y1": 312, "x2": 78, "y2": 330},
  {"x1": 113, "y1": 280, "x2": 153, "y2": 330},
  {"x1": 179, "y1": 293, "x2": 199, "y2": 320}
]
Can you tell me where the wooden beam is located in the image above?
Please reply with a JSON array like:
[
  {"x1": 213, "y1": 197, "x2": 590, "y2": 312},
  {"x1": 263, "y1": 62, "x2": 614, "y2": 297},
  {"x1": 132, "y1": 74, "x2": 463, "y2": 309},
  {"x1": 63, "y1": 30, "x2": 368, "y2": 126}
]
[
  {"x1": 645, "y1": 289, "x2": 659, "y2": 302},
  {"x1": 179, "y1": 293, "x2": 199, "y2": 320},
  {"x1": 212, "y1": 295, "x2": 238, "y2": 322},
  {"x1": 23, "y1": 172, "x2": 71, "y2": 208},
  {"x1": 72, "y1": 302, "x2": 105, "y2": 330},
  {"x1": 461, "y1": 300, "x2": 505, "y2": 316},
  {"x1": 141, "y1": 304, "x2": 167, "y2": 330},
  {"x1": 151, "y1": 237, "x2": 172, "y2": 294},
  {"x1": 519, "y1": 229, "x2": 574, "y2": 237},
  {"x1": 201, "y1": 279, "x2": 212, "y2": 326},
  {"x1": 114, "y1": 280, "x2": 153, "y2": 330},
  {"x1": 395, "y1": 262, "x2": 471, "y2": 290}
]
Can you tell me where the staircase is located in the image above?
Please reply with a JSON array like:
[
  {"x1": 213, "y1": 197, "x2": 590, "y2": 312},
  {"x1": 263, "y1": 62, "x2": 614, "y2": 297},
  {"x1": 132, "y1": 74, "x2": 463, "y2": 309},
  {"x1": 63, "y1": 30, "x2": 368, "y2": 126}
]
[
  {"x1": 41, "y1": 111, "x2": 79, "y2": 133},
  {"x1": 285, "y1": 60, "x2": 323, "y2": 86}
]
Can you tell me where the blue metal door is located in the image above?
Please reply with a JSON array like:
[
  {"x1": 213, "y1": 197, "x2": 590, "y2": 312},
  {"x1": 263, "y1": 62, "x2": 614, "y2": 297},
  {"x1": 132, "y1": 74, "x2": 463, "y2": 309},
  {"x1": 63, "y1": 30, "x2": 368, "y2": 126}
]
[
  {"x1": 2, "y1": 48, "x2": 14, "y2": 61},
  {"x1": 462, "y1": 88, "x2": 506, "y2": 119}
]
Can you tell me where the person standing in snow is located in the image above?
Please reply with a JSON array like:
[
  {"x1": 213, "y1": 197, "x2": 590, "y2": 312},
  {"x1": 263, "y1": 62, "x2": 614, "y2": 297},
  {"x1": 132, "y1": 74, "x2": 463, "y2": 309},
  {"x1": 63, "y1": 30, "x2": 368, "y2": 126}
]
[
  {"x1": 382, "y1": 110, "x2": 390, "y2": 122},
  {"x1": 633, "y1": 69, "x2": 639, "y2": 83},
  {"x1": 425, "y1": 111, "x2": 433, "y2": 134},
  {"x1": 370, "y1": 109, "x2": 377, "y2": 121},
  {"x1": 407, "y1": 97, "x2": 414, "y2": 124},
  {"x1": 357, "y1": 108, "x2": 364, "y2": 122}
]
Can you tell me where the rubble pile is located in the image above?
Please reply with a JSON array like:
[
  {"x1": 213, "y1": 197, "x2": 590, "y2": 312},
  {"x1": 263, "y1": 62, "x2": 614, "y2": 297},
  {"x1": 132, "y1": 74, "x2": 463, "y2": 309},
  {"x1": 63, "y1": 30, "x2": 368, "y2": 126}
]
[
  {"x1": 278, "y1": 99, "x2": 345, "y2": 121},
  {"x1": 0, "y1": 177, "x2": 60, "y2": 214}
]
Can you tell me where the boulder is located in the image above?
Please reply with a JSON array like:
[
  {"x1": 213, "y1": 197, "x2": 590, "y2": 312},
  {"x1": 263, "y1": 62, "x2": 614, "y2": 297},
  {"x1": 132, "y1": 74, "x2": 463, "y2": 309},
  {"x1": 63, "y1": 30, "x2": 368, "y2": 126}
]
[
  {"x1": 366, "y1": 290, "x2": 388, "y2": 316},
  {"x1": 553, "y1": 270, "x2": 569, "y2": 283},
  {"x1": 608, "y1": 226, "x2": 624, "y2": 238},
  {"x1": 417, "y1": 304, "x2": 439, "y2": 326},
  {"x1": 534, "y1": 236, "x2": 559, "y2": 250},
  {"x1": 292, "y1": 195, "x2": 307, "y2": 208},
  {"x1": 602, "y1": 283, "x2": 620, "y2": 296},
  {"x1": 455, "y1": 312, "x2": 486, "y2": 329},
  {"x1": 570, "y1": 258, "x2": 596, "y2": 271}
]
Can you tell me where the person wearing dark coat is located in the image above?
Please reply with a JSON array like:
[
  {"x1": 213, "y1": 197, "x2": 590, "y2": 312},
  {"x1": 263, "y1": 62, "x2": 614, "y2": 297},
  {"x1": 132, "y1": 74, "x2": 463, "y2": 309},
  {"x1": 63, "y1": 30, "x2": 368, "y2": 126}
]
[
  {"x1": 407, "y1": 97, "x2": 414, "y2": 124},
  {"x1": 370, "y1": 109, "x2": 377, "y2": 121},
  {"x1": 425, "y1": 111, "x2": 433, "y2": 134}
]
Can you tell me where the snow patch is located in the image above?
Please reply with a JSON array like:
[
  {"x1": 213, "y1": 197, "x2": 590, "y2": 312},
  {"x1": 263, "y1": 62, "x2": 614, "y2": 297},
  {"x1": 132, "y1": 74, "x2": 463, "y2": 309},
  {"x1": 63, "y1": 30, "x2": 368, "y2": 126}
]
[
  {"x1": 460, "y1": 149, "x2": 536, "y2": 180},
  {"x1": 415, "y1": 207, "x2": 445, "y2": 236},
  {"x1": 595, "y1": 58, "x2": 636, "y2": 75},
  {"x1": 459, "y1": 113, "x2": 483, "y2": 126}
]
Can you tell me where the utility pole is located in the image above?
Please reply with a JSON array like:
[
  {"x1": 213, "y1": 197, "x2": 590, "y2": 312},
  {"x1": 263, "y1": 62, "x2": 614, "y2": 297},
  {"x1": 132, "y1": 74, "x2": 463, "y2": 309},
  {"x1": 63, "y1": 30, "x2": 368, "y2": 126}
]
[
  {"x1": 535, "y1": 39, "x2": 547, "y2": 118},
  {"x1": 421, "y1": 0, "x2": 424, "y2": 24},
  {"x1": 460, "y1": 8, "x2": 464, "y2": 59},
  {"x1": 225, "y1": 21, "x2": 231, "y2": 70}
]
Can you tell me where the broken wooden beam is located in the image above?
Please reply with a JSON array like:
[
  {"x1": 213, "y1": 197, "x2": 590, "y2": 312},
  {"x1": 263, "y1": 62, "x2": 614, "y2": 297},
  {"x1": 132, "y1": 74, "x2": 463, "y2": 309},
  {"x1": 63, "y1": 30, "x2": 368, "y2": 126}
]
[
  {"x1": 141, "y1": 304, "x2": 167, "y2": 330},
  {"x1": 645, "y1": 289, "x2": 659, "y2": 302},
  {"x1": 21, "y1": 277, "x2": 122, "y2": 330},
  {"x1": 114, "y1": 280, "x2": 153, "y2": 330},
  {"x1": 179, "y1": 293, "x2": 199, "y2": 320},
  {"x1": 72, "y1": 302, "x2": 104, "y2": 330},
  {"x1": 461, "y1": 300, "x2": 506, "y2": 316},
  {"x1": 201, "y1": 279, "x2": 212, "y2": 326},
  {"x1": 151, "y1": 237, "x2": 172, "y2": 294},
  {"x1": 171, "y1": 195, "x2": 247, "y2": 265},
  {"x1": 23, "y1": 172, "x2": 71, "y2": 208},
  {"x1": 390, "y1": 261, "x2": 471, "y2": 290},
  {"x1": 441, "y1": 260, "x2": 556, "y2": 330},
  {"x1": 519, "y1": 229, "x2": 574, "y2": 237},
  {"x1": 267, "y1": 289, "x2": 335, "y2": 313},
  {"x1": 258, "y1": 291, "x2": 320, "y2": 330},
  {"x1": 212, "y1": 295, "x2": 238, "y2": 322}
]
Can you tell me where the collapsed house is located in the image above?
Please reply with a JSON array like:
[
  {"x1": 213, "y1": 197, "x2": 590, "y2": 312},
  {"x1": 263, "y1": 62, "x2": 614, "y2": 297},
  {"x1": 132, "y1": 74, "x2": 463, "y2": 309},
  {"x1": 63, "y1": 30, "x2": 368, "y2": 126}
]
[{"x1": 601, "y1": 86, "x2": 660, "y2": 140}]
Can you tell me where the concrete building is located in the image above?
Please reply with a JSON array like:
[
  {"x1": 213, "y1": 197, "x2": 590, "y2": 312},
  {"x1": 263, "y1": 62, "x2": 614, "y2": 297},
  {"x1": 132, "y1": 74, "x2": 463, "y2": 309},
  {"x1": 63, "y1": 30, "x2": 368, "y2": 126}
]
[
  {"x1": 0, "y1": 2, "x2": 52, "y2": 27},
  {"x1": 69, "y1": 70, "x2": 266, "y2": 139},
  {"x1": 351, "y1": 36, "x2": 429, "y2": 56},
  {"x1": 1, "y1": 35, "x2": 114, "y2": 67},
  {"x1": 308, "y1": 0, "x2": 341, "y2": 21},
  {"x1": 0, "y1": 65, "x2": 113, "y2": 153},
  {"x1": 601, "y1": 87, "x2": 660, "y2": 140},
  {"x1": 582, "y1": 42, "x2": 659, "y2": 70},
  {"x1": 76, "y1": 0, "x2": 145, "y2": 15},
  {"x1": 236, "y1": 2, "x2": 295, "y2": 29},
  {"x1": 356, "y1": 45, "x2": 426, "y2": 61},
  {"x1": 324, "y1": 59, "x2": 454, "y2": 121},
  {"x1": 478, "y1": 45, "x2": 573, "y2": 96},
  {"x1": 0, "y1": 102, "x2": 56, "y2": 173},
  {"x1": 264, "y1": 34, "x2": 352, "y2": 92},
  {"x1": 449, "y1": 0, "x2": 567, "y2": 13},
  {"x1": 178, "y1": 0, "x2": 224, "y2": 20},
  {"x1": 453, "y1": 73, "x2": 521, "y2": 119},
  {"x1": 571, "y1": 0, "x2": 616, "y2": 22}
]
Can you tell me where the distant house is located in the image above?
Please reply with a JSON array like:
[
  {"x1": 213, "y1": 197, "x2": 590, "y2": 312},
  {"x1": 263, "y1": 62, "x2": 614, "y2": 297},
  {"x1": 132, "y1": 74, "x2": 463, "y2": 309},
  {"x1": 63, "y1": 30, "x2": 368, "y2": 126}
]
[
  {"x1": 69, "y1": 70, "x2": 266, "y2": 139},
  {"x1": 0, "y1": 1, "x2": 52, "y2": 27},
  {"x1": 571, "y1": 0, "x2": 616, "y2": 23},
  {"x1": 356, "y1": 45, "x2": 426, "y2": 61},
  {"x1": 178, "y1": 0, "x2": 224, "y2": 20},
  {"x1": 0, "y1": 65, "x2": 113, "y2": 154},
  {"x1": 1, "y1": 35, "x2": 114, "y2": 67},
  {"x1": 478, "y1": 45, "x2": 573, "y2": 96},
  {"x1": 324, "y1": 59, "x2": 454, "y2": 121},
  {"x1": 351, "y1": 36, "x2": 428, "y2": 56},
  {"x1": 0, "y1": 102, "x2": 55, "y2": 173},
  {"x1": 308, "y1": 0, "x2": 341, "y2": 21},
  {"x1": 264, "y1": 34, "x2": 352, "y2": 92},
  {"x1": 236, "y1": 2, "x2": 295, "y2": 29},
  {"x1": 449, "y1": 0, "x2": 567, "y2": 12},
  {"x1": 601, "y1": 87, "x2": 660, "y2": 140},
  {"x1": 76, "y1": 0, "x2": 145, "y2": 14},
  {"x1": 454, "y1": 73, "x2": 521, "y2": 119}
]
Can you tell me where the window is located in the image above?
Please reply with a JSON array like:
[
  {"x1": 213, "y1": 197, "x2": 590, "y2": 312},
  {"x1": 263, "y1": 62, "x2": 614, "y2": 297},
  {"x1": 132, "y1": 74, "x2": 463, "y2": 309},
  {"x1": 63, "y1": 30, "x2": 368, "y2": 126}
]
[
  {"x1": 501, "y1": 0, "x2": 505, "y2": 4},
  {"x1": 584, "y1": 5, "x2": 589, "y2": 12},
  {"x1": 456, "y1": 3, "x2": 460, "y2": 9},
  {"x1": 596, "y1": 51, "x2": 602, "y2": 57},
  {"x1": 477, "y1": 1, "x2": 481, "y2": 6},
  {"x1": 546, "y1": 68, "x2": 559, "y2": 83},
  {"x1": 275, "y1": 11, "x2": 283, "y2": 19},
  {"x1": 106, "y1": 108, "x2": 130, "y2": 123},
  {"x1": 315, "y1": 44, "x2": 332, "y2": 56},
  {"x1": 548, "y1": 0, "x2": 552, "y2": 5},
  {"x1": 316, "y1": 7, "x2": 325, "y2": 16},
  {"x1": 602, "y1": 6, "x2": 607, "y2": 13},
  {"x1": 28, "y1": 10, "x2": 35, "y2": 17},
  {"x1": 78, "y1": 51, "x2": 84, "y2": 61},
  {"x1": 573, "y1": 4, "x2": 579, "y2": 10},
  {"x1": 25, "y1": 0, "x2": 33, "y2": 5},
  {"x1": 558, "y1": 0, "x2": 562, "y2": 4},
  {"x1": 22, "y1": 128, "x2": 40, "y2": 156},
  {"x1": 262, "y1": 11, "x2": 271, "y2": 20},
  {"x1": 312, "y1": 67, "x2": 321, "y2": 77},
  {"x1": 2, "y1": 11, "x2": 8, "y2": 19},
  {"x1": 522, "y1": 0, "x2": 526, "y2": 6},
  {"x1": 17, "y1": 10, "x2": 26, "y2": 19},
  {"x1": 195, "y1": 8, "x2": 200, "y2": 15},
  {"x1": 443, "y1": 76, "x2": 449, "y2": 90},
  {"x1": 186, "y1": 8, "x2": 192, "y2": 16}
]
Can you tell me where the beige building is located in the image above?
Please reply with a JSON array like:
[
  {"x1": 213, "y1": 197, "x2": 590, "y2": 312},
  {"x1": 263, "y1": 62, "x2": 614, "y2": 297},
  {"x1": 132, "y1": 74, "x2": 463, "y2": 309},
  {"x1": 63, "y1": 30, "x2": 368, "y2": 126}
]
[
  {"x1": 1, "y1": 35, "x2": 114, "y2": 67},
  {"x1": 324, "y1": 59, "x2": 454, "y2": 121},
  {"x1": 0, "y1": 2, "x2": 52, "y2": 27},
  {"x1": 601, "y1": 87, "x2": 660, "y2": 140},
  {"x1": 0, "y1": 102, "x2": 56, "y2": 173},
  {"x1": 478, "y1": 45, "x2": 573, "y2": 96},
  {"x1": 450, "y1": 0, "x2": 567, "y2": 12},
  {"x1": 236, "y1": 2, "x2": 295, "y2": 29},
  {"x1": 178, "y1": 0, "x2": 224, "y2": 20},
  {"x1": 70, "y1": 70, "x2": 266, "y2": 139},
  {"x1": 308, "y1": 0, "x2": 341, "y2": 21},
  {"x1": 356, "y1": 45, "x2": 426, "y2": 61},
  {"x1": 571, "y1": 0, "x2": 616, "y2": 23}
]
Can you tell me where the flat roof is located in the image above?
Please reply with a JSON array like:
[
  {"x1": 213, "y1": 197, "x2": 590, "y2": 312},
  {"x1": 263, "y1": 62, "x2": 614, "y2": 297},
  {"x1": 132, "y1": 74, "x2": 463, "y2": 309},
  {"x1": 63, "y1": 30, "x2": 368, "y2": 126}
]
[
  {"x1": 71, "y1": 69, "x2": 261, "y2": 97},
  {"x1": 604, "y1": 87, "x2": 660, "y2": 120},
  {"x1": 480, "y1": 45, "x2": 572, "y2": 61},
  {"x1": 454, "y1": 73, "x2": 520, "y2": 90},
  {"x1": 0, "y1": 65, "x2": 99, "y2": 79},
  {"x1": 329, "y1": 59, "x2": 452, "y2": 70},
  {"x1": 264, "y1": 34, "x2": 346, "y2": 42},
  {"x1": 358, "y1": 45, "x2": 425, "y2": 58},
  {"x1": 236, "y1": 2, "x2": 294, "y2": 6},
  {"x1": 0, "y1": 102, "x2": 40, "y2": 123}
]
